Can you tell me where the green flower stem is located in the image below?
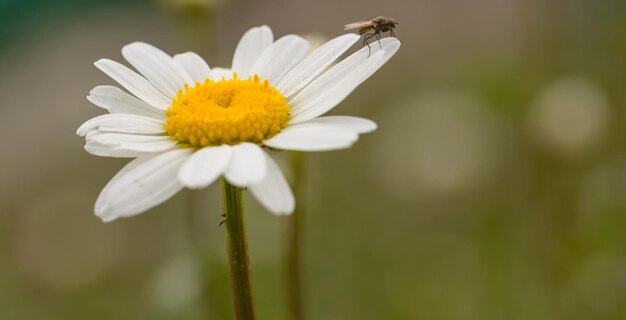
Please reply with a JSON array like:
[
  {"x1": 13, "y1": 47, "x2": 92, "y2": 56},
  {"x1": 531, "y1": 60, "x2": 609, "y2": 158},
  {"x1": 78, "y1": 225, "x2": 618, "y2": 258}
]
[
  {"x1": 287, "y1": 151, "x2": 305, "y2": 320},
  {"x1": 220, "y1": 177, "x2": 256, "y2": 320}
]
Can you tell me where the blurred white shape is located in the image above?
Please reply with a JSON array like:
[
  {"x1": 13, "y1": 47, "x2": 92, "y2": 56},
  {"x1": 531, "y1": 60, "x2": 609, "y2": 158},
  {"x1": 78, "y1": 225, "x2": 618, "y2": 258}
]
[
  {"x1": 527, "y1": 77, "x2": 609, "y2": 157},
  {"x1": 151, "y1": 253, "x2": 203, "y2": 313},
  {"x1": 301, "y1": 33, "x2": 328, "y2": 53},
  {"x1": 374, "y1": 91, "x2": 502, "y2": 199}
]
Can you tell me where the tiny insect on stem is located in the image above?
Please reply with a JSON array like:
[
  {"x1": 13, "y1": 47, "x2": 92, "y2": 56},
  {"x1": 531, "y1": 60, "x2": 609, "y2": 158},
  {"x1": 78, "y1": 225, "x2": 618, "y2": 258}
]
[{"x1": 218, "y1": 213, "x2": 226, "y2": 227}]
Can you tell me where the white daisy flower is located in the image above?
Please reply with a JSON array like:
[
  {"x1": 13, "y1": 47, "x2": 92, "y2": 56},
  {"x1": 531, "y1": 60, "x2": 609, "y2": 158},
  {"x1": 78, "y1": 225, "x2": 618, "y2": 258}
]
[{"x1": 78, "y1": 25, "x2": 401, "y2": 222}]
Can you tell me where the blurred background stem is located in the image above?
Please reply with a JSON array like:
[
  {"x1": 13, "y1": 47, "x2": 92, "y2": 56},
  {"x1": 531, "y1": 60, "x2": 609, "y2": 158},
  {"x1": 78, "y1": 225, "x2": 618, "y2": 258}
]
[
  {"x1": 287, "y1": 151, "x2": 306, "y2": 320},
  {"x1": 221, "y1": 177, "x2": 256, "y2": 320},
  {"x1": 166, "y1": 0, "x2": 218, "y2": 61},
  {"x1": 170, "y1": 4, "x2": 225, "y2": 317}
]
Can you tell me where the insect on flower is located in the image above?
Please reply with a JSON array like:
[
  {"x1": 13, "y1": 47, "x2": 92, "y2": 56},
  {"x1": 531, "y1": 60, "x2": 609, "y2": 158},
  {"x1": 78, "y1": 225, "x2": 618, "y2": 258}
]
[{"x1": 344, "y1": 16, "x2": 398, "y2": 57}]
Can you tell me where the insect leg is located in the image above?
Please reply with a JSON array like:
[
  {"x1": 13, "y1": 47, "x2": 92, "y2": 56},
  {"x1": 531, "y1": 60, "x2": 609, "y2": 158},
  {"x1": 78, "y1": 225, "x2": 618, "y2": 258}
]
[
  {"x1": 363, "y1": 32, "x2": 378, "y2": 57},
  {"x1": 375, "y1": 31, "x2": 382, "y2": 49},
  {"x1": 362, "y1": 32, "x2": 373, "y2": 57},
  {"x1": 362, "y1": 32, "x2": 374, "y2": 45}
]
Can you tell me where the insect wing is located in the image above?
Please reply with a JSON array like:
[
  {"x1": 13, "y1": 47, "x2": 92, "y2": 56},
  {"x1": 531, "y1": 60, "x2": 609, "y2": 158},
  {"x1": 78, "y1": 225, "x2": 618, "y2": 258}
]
[{"x1": 344, "y1": 20, "x2": 374, "y2": 31}]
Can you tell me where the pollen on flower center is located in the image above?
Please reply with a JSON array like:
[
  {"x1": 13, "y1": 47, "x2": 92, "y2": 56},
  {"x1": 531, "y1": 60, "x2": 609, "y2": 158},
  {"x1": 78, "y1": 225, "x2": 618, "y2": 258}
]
[{"x1": 164, "y1": 73, "x2": 290, "y2": 148}]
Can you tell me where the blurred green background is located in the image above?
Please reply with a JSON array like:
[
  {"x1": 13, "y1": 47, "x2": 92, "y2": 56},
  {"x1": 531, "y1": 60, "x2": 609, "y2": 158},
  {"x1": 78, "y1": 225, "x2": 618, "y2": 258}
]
[{"x1": 1, "y1": 0, "x2": 626, "y2": 319}]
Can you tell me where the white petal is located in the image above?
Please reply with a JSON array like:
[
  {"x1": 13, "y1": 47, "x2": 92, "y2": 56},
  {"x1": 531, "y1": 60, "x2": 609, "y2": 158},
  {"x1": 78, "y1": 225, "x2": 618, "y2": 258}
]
[
  {"x1": 87, "y1": 132, "x2": 171, "y2": 144},
  {"x1": 231, "y1": 25, "x2": 273, "y2": 78},
  {"x1": 77, "y1": 114, "x2": 165, "y2": 137},
  {"x1": 276, "y1": 34, "x2": 359, "y2": 97},
  {"x1": 249, "y1": 35, "x2": 309, "y2": 86},
  {"x1": 122, "y1": 42, "x2": 194, "y2": 98},
  {"x1": 178, "y1": 145, "x2": 232, "y2": 189},
  {"x1": 173, "y1": 52, "x2": 213, "y2": 83},
  {"x1": 95, "y1": 59, "x2": 171, "y2": 110},
  {"x1": 288, "y1": 38, "x2": 401, "y2": 124},
  {"x1": 87, "y1": 86, "x2": 166, "y2": 120},
  {"x1": 85, "y1": 133, "x2": 177, "y2": 158},
  {"x1": 95, "y1": 149, "x2": 191, "y2": 222},
  {"x1": 294, "y1": 116, "x2": 377, "y2": 134},
  {"x1": 95, "y1": 155, "x2": 145, "y2": 220},
  {"x1": 84, "y1": 143, "x2": 171, "y2": 158},
  {"x1": 249, "y1": 152, "x2": 294, "y2": 215},
  {"x1": 211, "y1": 67, "x2": 233, "y2": 80},
  {"x1": 223, "y1": 143, "x2": 267, "y2": 187},
  {"x1": 263, "y1": 123, "x2": 358, "y2": 151}
]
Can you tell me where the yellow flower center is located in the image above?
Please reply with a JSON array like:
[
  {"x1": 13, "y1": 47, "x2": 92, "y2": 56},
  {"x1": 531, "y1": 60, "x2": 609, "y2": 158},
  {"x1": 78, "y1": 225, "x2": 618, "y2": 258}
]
[{"x1": 164, "y1": 73, "x2": 290, "y2": 148}]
